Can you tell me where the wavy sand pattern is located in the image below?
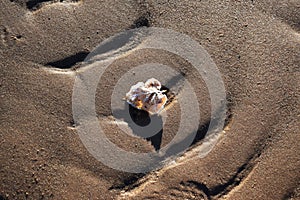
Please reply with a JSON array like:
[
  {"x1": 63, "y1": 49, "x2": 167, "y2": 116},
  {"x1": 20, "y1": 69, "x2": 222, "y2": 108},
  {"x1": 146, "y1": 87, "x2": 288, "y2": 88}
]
[{"x1": 1, "y1": 0, "x2": 299, "y2": 199}]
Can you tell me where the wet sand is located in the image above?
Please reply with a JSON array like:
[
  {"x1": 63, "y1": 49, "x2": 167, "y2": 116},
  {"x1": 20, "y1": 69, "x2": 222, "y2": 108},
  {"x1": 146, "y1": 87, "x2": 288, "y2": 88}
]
[{"x1": 0, "y1": 0, "x2": 299, "y2": 199}]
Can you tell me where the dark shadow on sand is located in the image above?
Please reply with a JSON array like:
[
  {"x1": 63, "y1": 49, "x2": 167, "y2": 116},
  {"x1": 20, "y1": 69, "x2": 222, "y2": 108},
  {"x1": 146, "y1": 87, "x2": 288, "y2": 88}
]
[
  {"x1": 26, "y1": 0, "x2": 79, "y2": 10},
  {"x1": 46, "y1": 51, "x2": 89, "y2": 69},
  {"x1": 113, "y1": 104, "x2": 163, "y2": 151}
]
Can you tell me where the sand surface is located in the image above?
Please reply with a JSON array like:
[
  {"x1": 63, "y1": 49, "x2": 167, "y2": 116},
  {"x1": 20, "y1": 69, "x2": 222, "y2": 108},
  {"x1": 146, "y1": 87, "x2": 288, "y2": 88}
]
[{"x1": 1, "y1": 0, "x2": 299, "y2": 199}]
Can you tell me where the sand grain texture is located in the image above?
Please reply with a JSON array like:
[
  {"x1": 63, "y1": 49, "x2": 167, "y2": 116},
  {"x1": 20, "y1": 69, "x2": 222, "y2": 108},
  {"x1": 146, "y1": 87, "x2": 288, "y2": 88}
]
[{"x1": 1, "y1": 0, "x2": 299, "y2": 199}]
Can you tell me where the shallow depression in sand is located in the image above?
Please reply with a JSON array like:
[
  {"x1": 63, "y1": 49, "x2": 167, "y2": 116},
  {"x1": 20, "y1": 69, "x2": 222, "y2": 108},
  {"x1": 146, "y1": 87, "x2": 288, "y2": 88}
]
[{"x1": 72, "y1": 27, "x2": 227, "y2": 173}]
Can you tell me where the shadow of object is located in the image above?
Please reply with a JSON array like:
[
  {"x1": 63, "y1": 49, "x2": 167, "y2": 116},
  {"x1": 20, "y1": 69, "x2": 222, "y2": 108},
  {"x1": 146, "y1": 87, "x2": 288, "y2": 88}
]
[{"x1": 113, "y1": 104, "x2": 163, "y2": 151}]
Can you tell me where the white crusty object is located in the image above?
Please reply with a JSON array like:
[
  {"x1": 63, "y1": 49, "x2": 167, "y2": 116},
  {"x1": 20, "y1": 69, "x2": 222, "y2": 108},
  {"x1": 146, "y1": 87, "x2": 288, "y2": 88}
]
[{"x1": 125, "y1": 78, "x2": 168, "y2": 114}]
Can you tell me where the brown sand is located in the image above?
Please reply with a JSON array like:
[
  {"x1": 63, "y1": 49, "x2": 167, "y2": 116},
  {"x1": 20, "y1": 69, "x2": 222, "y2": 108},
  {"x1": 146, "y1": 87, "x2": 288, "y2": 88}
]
[{"x1": 0, "y1": 0, "x2": 299, "y2": 199}]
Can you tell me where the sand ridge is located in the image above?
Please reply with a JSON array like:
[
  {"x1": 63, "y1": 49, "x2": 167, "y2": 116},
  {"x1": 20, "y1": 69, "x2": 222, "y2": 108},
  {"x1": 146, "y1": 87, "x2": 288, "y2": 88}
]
[{"x1": 1, "y1": 0, "x2": 299, "y2": 199}]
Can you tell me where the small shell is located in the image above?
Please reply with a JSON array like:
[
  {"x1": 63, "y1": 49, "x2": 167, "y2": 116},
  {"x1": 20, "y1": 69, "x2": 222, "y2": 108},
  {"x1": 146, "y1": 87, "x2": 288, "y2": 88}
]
[{"x1": 125, "y1": 78, "x2": 167, "y2": 114}]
